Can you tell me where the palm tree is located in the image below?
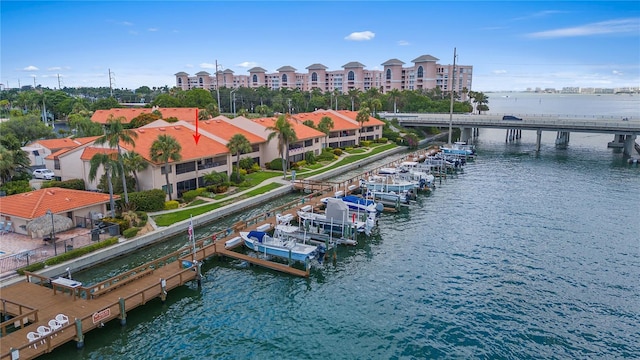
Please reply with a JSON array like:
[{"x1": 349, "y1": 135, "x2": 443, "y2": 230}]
[
  {"x1": 95, "y1": 115, "x2": 138, "y2": 205},
  {"x1": 317, "y1": 116, "x2": 334, "y2": 149},
  {"x1": 226, "y1": 134, "x2": 252, "y2": 183},
  {"x1": 387, "y1": 89, "x2": 401, "y2": 113},
  {"x1": 356, "y1": 107, "x2": 370, "y2": 142},
  {"x1": 89, "y1": 152, "x2": 118, "y2": 217},
  {"x1": 266, "y1": 114, "x2": 297, "y2": 178},
  {"x1": 469, "y1": 91, "x2": 490, "y2": 114},
  {"x1": 122, "y1": 151, "x2": 148, "y2": 192},
  {"x1": 348, "y1": 88, "x2": 361, "y2": 111},
  {"x1": 150, "y1": 134, "x2": 182, "y2": 200}
]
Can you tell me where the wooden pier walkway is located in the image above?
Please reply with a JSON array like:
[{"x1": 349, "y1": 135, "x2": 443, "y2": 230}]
[{"x1": 0, "y1": 145, "x2": 443, "y2": 359}]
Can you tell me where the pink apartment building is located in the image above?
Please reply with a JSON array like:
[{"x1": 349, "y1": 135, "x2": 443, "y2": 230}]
[{"x1": 175, "y1": 54, "x2": 472, "y2": 98}]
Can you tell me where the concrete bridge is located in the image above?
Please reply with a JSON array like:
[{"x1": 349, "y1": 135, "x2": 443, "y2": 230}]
[{"x1": 379, "y1": 112, "x2": 640, "y2": 155}]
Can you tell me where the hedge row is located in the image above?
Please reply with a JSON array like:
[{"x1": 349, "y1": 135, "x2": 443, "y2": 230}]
[
  {"x1": 128, "y1": 189, "x2": 167, "y2": 212},
  {"x1": 17, "y1": 237, "x2": 119, "y2": 275}
]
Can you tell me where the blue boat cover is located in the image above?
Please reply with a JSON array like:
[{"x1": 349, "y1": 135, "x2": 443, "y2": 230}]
[
  {"x1": 343, "y1": 195, "x2": 374, "y2": 206},
  {"x1": 248, "y1": 231, "x2": 266, "y2": 243}
]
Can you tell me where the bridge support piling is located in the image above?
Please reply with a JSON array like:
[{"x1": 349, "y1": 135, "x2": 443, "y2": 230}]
[
  {"x1": 555, "y1": 131, "x2": 570, "y2": 146},
  {"x1": 607, "y1": 134, "x2": 626, "y2": 148},
  {"x1": 623, "y1": 135, "x2": 637, "y2": 156},
  {"x1": 461, "y1": 127, "x2": 473, "y2": 142},
  {"x1": 536, "y1": 130, "x2": 542, "y2": 151}
]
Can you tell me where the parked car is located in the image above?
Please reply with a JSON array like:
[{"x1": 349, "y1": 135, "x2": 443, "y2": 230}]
[
  {"x1": 502, "y1": 115, "x2": 523, "y2": 121},
  {"x1": 33, "y1": 168, "x2": 55, "y2": 180}
]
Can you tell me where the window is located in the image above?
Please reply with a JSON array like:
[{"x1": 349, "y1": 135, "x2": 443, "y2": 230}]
[
  {"x1": 175, "y1": 161, "x2": 196, "y2": 175},
  {"x1": 161, "y1": 165, "x2": 172, "y2": 175},
  {"x1": 348, "y1": 71, "x2": 355, "y2": 81},
  {"x1": 417, "y1": 66, "x2": 423, "y2": 78},
  {"x1": 54, "y1": 159, "x2": 60, "y2": 170},
  {"x1": 311, "y1": 72, "x2": 318, "y2": 82},
  {"x1": 304, "y1": 139, "x2": 313, "y2": 147},
  {"x1": 178, "y1": 78, "x2": 182, "y2": 84},
  {"x1": 386, "y1": 69, "x2": 391, "y2": 80},
  {"x1": 161, "y1": 184, "x2": 172, "y2": 195},
  {"x1": 282, "y1": 74, "x2": 287, "y2": 83},
  {"x1": 252, "y1": 74, "x2": 258, "y2": 83},
  {"x1": 199, "y1": 77, "x2": 203, "y2": 84}
]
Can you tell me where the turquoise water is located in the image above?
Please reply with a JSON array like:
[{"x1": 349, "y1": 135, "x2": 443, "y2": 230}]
[{"x1": 43, "y1": 94, "x2": 639, "y2": 359}]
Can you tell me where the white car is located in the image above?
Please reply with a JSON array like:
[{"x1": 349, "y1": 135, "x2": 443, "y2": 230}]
[{"x1": 33, "y1": 168, "x2": 55, "y2": 180}]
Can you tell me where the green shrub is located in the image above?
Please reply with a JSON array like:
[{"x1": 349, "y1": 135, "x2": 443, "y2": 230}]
[
  {"x1": 17, "y1": 237, "x2": 119, "y2": 275},
  {"x1": 164, "y1": 200, "x2": 179, "y2": 210},
  {"x1": 230, "y1": 171, "x2": 245, "y2": 184},
  {"x1": 304, "y1": 151, "x2": 316, "y2": 164},
  {"x1": 41, "y1": 178, "x2": 86, "y2": 190},
  {"x1": 123, "y1": 227, "x2": 140, "y2": 238},
  {"x1": 251, "y1": 163, "x2": 261, "y2": 172},
  {"x1": 360, "y1": 140, "x2": 372, "y2": 147},
  {"x1": 136, "y1": 211, "x2": 148, "y2": 227},
  {"x1": 181, "y1": 188, "x2": 205, "y2": 202},
  {"x1": 239, "y1": 157, "x2": 254, "y2": 171},
  {"x1": 129, "y1": 189, "x2": 167, "y2": 212},
  {"x1": 296, "y1": 160, "x2": 307, "y2": 168},
  {"x1": 0, "y1": 180, "x2": 32, "y2": 195},
  {"x1": 316, "y1": 150, "x2": 336, "y2": 162},
  {"x1": 333, "y1": 148, "x2": 343, "y2": 156},
  {"x1": 377, "y1": 137, "x2": 388, "y2": 143},
  {"x1": 269, "y1": 159, "x2": 283, "y2": 171}
]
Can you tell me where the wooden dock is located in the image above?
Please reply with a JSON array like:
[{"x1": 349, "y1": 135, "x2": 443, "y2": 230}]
[{"x1": 0, "y1": 145, "x2": 445, "y2": 359}]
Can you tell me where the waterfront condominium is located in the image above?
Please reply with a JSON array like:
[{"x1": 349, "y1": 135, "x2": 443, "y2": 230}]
[{"x1": 175, "y1": 54, "x2": 472, "y2": 98}]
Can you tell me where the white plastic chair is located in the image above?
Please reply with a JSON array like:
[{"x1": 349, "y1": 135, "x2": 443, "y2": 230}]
[
  {"x1": 48, "y1": 319, "x2": 62, "y2": 334},
  {"x1": 36, "y1": 325, "x2": 52, "y2": 339},
  {"x1": 55, "y1": 313, "x2": 69, "y2": 326},
  {"x1": 26, "y1": 331, "x2": 41, "y2": 348}
]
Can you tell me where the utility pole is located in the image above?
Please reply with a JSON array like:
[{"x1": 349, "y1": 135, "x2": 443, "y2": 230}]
[
  {"x1": 448, "y1": 47, "x2": 457, "y2": 145},
  {"x1": 57, "y1": 74, "x2": 62, "y2": 89},
  {"x1": 215, "y1": 60, "x2": 221, "y2": 113}
]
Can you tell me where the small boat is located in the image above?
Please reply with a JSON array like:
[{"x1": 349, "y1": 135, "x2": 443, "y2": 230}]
[
  {"x1": 320, "y1": 195, "x2": 384, "y2": 213},
  {"x1": 298, "y1": 197, "x2": 377, "y2": 236},
  {"x1": 240, "y1": 230, "x2": 324, "y2": 264}
]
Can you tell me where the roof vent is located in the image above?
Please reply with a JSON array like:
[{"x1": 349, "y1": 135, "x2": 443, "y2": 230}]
[
  {"x1": 174, "y1": 126, "x2": 180, "y2": 130},
  {"x1": 159, "y1": 127, "x2": 165, "y2": 131},
  {"x1": 138, "y1": 129, "x2": 145, "y2": 133}
]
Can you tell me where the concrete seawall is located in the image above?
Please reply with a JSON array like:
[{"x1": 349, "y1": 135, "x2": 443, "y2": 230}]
[{"x1": 1, "y1": 140, "x2": 443, "y2": 287}]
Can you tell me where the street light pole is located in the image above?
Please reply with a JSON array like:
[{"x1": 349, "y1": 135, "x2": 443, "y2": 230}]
[
  {"x1": 215, "y1": 60, "x2": 221, "y2": 114},
  {"x1": 46, "y1": 209, "x2": 57, "y2": 255},
  {"x1": 448, "y1": 47, "x2": 457, "y2": 145},
  {"x1": 230, "y1": 89, "x2": 237, "y2": 117}
]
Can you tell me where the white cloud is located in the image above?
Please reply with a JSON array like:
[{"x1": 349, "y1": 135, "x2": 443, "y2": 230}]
[
  {"x1": 122, "y1": 21, "x2": 133, "y2": 26},
  {"x1": 185, "y1": 64, "x2": 194, "y2": 68},
  {"x1": 345, "y1": 31, "x2": 375, "y2": 41},
  {"x1": 200, "y1": 63, "x2": 216, "y2": 69},
  {"x1": 513, "y1": 10, "x2": 566, "y2": 21},
  {"x1": 526, "y1": 18, "x2": 639, "y2": 38},
  {"x1": 47, "y1": 66, "x2": 62, "y2": 71},
  {"x1": 237, "y1": 61, "x2": 258, "y2": 68},
  {"x1": 397, "y1": 40, "x2": 410, "y2": 46},
  {"x1": 23, "y1": 65, "x2": 39, "y2": 71},
  {"x1": 148, "y1": 28, "x2": 158, "y2": 32},
  {"x1": 612, "y1": 70, "x2": 623, "y2": 75},
  {"x1": 492, "y1": 70, "x2": 508, "y2": 74}
]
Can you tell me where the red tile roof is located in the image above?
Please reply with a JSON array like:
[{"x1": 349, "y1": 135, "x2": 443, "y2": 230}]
[
  {"x1": 292, "y1": 111, "x2": 359, "y2": 131},
  {"x1": 0, "y1": 187, "x2": 117, "y2": 220},
  {"x1": 192, "y1": 119, "x2": 265, "y2": 144},
  {"x1": 30, "y1": 136, "x2": 99, "y2": 152},
  {"x1": 91, "y1": 108, "x2": 198, "y2": 124},
  {"x1": 336, "y1": 110, "x2": 386, "y2": 126},
  {"x1": 122, "y1": 123, "x2": 229, "y2": 164},
  {"x1": 251, "y1": 116, "x2": 325, "y2": 141},
  {"x1": 80, "y1": 147, "x2": 118, "y2": 161}
]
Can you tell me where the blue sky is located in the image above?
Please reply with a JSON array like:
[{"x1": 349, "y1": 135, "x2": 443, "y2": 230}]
[{"x1": 1, "y1": 1, "x2": 639, "y2": 92}]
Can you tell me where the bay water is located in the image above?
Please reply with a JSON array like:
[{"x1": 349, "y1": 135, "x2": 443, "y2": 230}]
[{"x1": 43, "y1": 93, "x2": 639, "y2": 359}]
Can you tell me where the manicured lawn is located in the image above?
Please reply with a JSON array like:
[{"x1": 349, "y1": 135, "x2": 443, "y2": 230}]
[
  {"x1": 153, "y1": 183, "x2": 283, "y2": 226},
  {"x1": 241, "y1": 171, "x2": 282, "y2": 188}
]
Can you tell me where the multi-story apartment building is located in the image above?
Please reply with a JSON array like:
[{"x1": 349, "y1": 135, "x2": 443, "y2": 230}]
[{"x1": 175, "y1": 54, "x2": 472, "y2": 97}]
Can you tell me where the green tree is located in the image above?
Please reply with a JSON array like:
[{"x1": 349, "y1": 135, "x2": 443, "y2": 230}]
[
  {"x1": 150, "y1": 134, "x2": 182, "y2": 200},
  {"x1": 356, "y1": 107, "x2": 370, "y2": 141},
  {"x1": 317, "y1": 116, "x2": 335, "y2": 148},
  {"x1": 95, "y1": 116, "x2": 138, "y2": 205},
  {"x1": 387, "y1": 89, "x2": 402, "y2": 113},
  {"x1": 122, "y1": 151, "x2": 148, "y2": 192},
  {"x1": 152, "y1": 93, "x2": 181, "y2": 108},
  {"x1": 68, "y1": 114, "x2": 104, "y2": 137},
  {"x1": 226, "y1": 134, "x2": 252, "y2": 183},
  {"x1": 302, "y1": 119, "x2": 316, "y2": 128},
  {"x1": 129, "y1": 112, "x2": 161, "y2": 128},
  {"x1": 181, "y1": 88, "x2": 214, "y2": 108},
  {"x1": 89, "y1": 152, "x2": 118, "y2": 217},
  {"x1": 469, "y1": 91, "x2": 490, "y2": 114},
  {"x1": 348, "y1": 88, "x2": 362, "y2": 111},
  {"x1": 92, "y1": 97, "x2": 121, "y2": 111},
  {"x1": 266, "y1": 114, "x2": 297, "y2": 178},
  {"x1": 0, "y1": 114, "x2": 55, "y2": 146}
]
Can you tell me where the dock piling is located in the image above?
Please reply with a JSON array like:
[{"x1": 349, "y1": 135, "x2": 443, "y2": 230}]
[
  {"x1": 160, "y1": 278, "x2": 167, "y2": 303},
  {"x1": 119, "y1": 298, "x2": 126, "y2": 326},
  {"x1": 75, "y1": 318, "x2": 84, "y2": 349}
]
